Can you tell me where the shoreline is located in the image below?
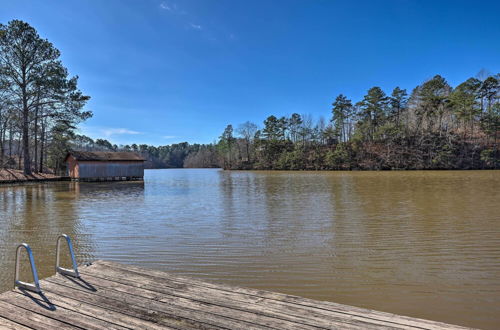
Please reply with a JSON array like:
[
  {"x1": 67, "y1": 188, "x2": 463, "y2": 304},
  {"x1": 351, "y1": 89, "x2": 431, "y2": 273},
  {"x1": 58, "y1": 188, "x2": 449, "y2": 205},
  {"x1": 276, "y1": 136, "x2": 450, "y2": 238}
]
[
  {"x1": 0, "y1": 169, "x2": 69, "y2": 185},
  {"x1": 2, "y1": 167, "x2": 498, "y2": 185},
  {"x1": 0, "y1": 177, "x2": 70, "y2": 185}
]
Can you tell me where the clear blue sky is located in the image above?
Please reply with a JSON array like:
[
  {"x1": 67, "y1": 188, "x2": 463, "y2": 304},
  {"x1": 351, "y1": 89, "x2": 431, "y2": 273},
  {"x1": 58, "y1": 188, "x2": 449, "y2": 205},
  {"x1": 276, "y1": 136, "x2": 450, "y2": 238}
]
[{"x1": 2, "y1": 0, "x2": 499, "y2": 146}]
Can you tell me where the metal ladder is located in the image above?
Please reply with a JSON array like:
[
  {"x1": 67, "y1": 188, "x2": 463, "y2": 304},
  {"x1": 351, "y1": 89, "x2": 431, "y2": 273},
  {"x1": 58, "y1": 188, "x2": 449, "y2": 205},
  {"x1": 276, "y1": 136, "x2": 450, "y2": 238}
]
[
  {"x1": 14, "y1": 234, "x2": 80, "y2": 293},
  {"x1": 55, "y1": 234, "x2": 80, "y2": 278},
  {"x1": 14, "y1": 243, "x2": 41, "y2": 293}
]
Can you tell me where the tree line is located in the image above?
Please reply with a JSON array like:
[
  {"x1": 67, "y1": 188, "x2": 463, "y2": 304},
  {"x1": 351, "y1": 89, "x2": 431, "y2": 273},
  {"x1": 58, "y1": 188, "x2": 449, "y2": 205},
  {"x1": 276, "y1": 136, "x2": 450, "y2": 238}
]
[
  {"x1": 63, "y1": 72, "x2": 500, "y2": 171},
  {"x1": 1, "y1": 20, "x2": 498, "y2": 173},
  {"x1": 71, "y1": 135, "x2": 219, "y2": 169},
  {"x1": 0, "y1": 20, "x2": 91, "y2": 174},
  {"x1": 216, "y1": 74, "x2": 499, "y2": 170},
  {"x1": 0, "y1": 20, "x2": 218, "y2": 173}
]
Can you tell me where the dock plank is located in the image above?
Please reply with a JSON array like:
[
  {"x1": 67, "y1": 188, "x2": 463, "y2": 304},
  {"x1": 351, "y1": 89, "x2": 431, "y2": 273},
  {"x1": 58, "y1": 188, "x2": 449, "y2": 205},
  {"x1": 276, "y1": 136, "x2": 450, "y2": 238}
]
[
  {"x1": 95, "y1": 260, "x2": 471, "y2": 330},
  {"x1": 0, "y1": 260, "x2": 473, "y2": 330},
  {"x1": 0, "y1": 316, "x2": 32, "y2": 330},
  {"x1": 68, "y1": 270, "x2": 363, "y2": 330},
  {"x1": 44, "y1": 275, "x2": 277, "y2": 330},
  {"x1": 79, "y1": 263, "x2": 400, "y2": 330},
  {"x1": 0, "y1": 291, "x2": 128, "y2": 330},
  {"x1": 39, "y1": 280, "x2": 220, "y2": 330},
  {"x1": 8, "y1": 289, "x2": 172, "y2": 330},
  {"x1": 0, "y1": 300, "x2": 79, "y2": 329}
]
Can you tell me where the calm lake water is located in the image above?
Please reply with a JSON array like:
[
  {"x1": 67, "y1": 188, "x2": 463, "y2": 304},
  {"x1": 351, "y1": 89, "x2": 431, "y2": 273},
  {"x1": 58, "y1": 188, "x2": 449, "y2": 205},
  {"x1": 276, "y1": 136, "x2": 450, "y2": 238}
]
[{"x1": 0, "y1": 169, "x2": 499, "y2": 329}]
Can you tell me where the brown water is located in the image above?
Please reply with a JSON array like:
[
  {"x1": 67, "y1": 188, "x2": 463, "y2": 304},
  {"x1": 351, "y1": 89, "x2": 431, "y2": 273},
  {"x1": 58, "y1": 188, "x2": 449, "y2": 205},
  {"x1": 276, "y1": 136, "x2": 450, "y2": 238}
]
[{"x1": 0, "y1": 169, "x2": 499, "y2": 329}]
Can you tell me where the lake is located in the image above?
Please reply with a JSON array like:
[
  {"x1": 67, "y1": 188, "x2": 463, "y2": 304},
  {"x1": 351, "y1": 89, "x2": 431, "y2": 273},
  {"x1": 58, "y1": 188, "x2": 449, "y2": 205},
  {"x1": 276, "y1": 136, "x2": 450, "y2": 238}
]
[{"x1": 0, "y1": 169, "x2": 499, "y2": 329}]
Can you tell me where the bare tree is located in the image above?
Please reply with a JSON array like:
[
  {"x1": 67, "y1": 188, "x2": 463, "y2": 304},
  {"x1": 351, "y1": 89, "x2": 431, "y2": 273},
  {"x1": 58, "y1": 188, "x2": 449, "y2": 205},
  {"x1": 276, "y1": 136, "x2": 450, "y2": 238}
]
[{"x1": 236, "y1": 121, "x2": 257, "y2": 162}]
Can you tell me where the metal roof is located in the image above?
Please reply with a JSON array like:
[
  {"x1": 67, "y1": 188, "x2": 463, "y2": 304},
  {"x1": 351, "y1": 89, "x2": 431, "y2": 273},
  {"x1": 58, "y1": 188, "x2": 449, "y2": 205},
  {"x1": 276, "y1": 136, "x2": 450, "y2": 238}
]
[{"x1": 65, "y1": 151, "x2": 145, "y2": 162}]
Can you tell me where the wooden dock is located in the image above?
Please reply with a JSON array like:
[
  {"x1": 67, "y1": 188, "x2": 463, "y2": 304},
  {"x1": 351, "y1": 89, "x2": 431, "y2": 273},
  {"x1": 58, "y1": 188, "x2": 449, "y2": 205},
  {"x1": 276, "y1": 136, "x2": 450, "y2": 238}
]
[{"x1": 0, "y1": 260, "x2": 471, "y2": 329}]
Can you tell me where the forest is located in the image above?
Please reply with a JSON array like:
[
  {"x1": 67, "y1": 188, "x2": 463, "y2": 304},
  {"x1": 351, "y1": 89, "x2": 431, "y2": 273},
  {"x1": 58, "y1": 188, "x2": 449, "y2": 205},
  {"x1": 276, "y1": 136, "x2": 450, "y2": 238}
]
[
  {"x1": 0, "y1": 20, "x2": 218, "y2": 173},
  {"x1": 214, "y1": 73, "x2": 500, "y2": 170},
  {"x1": 71, "y1": 135, "x2": 219, "y2": 169},
  {"x1": 106, "y1": 72, "x2": 499, "y2": 171},
  {"x1": 0, "y1": 20, "x2": 91, "y2": 174},
  {"x1": 1, "y1": 20, "x2": 498, "y2": 174}
]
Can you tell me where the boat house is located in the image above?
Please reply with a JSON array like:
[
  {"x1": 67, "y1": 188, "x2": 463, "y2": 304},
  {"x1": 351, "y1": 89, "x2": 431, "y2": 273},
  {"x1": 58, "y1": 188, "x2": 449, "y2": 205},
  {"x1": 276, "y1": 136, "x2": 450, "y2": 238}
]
[{"x1": 65, "y1": 151, "x2": 145, "y2": 181}]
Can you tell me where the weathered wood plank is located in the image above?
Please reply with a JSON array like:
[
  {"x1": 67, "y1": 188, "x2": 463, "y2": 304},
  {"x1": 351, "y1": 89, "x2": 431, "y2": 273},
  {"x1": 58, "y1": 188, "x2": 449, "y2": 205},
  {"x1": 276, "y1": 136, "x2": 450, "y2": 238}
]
[
  {"x1": 95, "y1": 260, "x2": 471, "y2": 330},
  {"x1": 0, "y1": 290, "x2": 128, "y2": 330},
  {"x1": 45, "y1": 275, "x2": 289, "y2": 330},
  {"x1": 79, "y1": 264, "x2": 400, "y2": 330},
  {"x1": 0, "y1": 260, "x2": 474, "y2": 330},
  {"x1": 9, "y1": 289, "x2": 171, "y2": 330},
  {"x1": 38, "y1": 280, "x2": 219, "y2": 330},
  {"x1": 71, "y1": 270, "x2": 372, "y2": 330},
  {"x1": 0, "y1": 300, "x2": 79, "y2": 329},
  {"x1": 0, "y1": 316, "x2": 32, "y2": 330}
]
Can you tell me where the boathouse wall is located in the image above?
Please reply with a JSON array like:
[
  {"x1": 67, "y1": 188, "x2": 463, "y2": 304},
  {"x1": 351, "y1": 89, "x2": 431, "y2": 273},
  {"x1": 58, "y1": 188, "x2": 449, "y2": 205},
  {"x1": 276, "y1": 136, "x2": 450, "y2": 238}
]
[{"x1": 65, "y1": 152, "x2": 145, "y2": 181}]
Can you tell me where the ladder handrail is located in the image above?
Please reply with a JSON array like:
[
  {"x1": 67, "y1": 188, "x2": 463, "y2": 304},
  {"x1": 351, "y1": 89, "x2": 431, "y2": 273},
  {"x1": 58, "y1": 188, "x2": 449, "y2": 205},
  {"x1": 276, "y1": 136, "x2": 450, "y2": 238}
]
[
  {"x1": 14, "y1": 243, "x2": 41, "y2": 293},
  {"x1": 55, "y1": 234, "x2": 80, "y2": 278}
]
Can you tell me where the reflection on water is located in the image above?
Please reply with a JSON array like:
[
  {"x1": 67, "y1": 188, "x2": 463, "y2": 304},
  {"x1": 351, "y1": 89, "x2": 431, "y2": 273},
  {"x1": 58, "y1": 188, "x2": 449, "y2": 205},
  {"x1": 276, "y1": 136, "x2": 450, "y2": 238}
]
[{"x1": 0, "y1": 169, "x2": 499, "y2": 329}]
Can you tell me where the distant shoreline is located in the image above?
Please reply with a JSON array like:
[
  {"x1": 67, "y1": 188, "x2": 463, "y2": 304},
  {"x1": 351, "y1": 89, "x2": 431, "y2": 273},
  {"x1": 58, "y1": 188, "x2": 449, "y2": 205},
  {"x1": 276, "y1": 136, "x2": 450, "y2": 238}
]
[
  {"x1": 2, "y1": 167, "x2": 497, "y2": 186},
  {"x1": 148, "y1": 167, "x2": 499, "y2": 171},
  {"x1": 219, "y1": 168, "x2": 500, "y2": 173}
]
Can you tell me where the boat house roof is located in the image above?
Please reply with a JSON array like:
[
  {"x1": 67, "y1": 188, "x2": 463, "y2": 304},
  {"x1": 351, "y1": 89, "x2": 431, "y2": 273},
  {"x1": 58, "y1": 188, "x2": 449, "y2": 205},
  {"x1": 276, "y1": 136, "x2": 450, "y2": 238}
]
[{"x1": 65, "y1": 151, "x2": 145, "y2": 162}]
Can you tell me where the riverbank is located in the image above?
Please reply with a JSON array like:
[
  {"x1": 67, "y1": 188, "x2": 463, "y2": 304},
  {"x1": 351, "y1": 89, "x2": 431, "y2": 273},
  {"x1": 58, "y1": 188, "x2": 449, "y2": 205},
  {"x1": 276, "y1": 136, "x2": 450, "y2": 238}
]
[{"x1": 0, "y1": 169, "x2": 67, "y2": 184}]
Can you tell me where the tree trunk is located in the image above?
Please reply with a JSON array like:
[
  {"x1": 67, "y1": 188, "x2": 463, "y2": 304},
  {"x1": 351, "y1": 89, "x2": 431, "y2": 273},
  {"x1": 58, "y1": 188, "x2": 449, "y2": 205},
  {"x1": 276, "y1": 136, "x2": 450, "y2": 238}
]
[
  {"x1": 470, "y1": 116, "x2": 474, "y2": 168},
  {"x1": 0, "y1": 116, "x2": 4, "y2": 168},
  {"x1": 22, "y1": 105, "x2": 31, "y2": 175},
  {"x1": 0, "y1": 129, "x2": 4, "y2": 168},
  {"x1": 8, "y1": 124, "x2": 13, "y2": 159},
  {"x1": 246, "y1": 139, "x2": 250, "y2": 162},
  {"x1": 39, "y1": 119, "x2": 45, "y2": 173},
  {"x1": 17, "y1": 133, "x2": 22, "y2": 170},
  {"x1": 33, "y1": 105, "x2": 39, "y2": 173},
  {"x1": 494, "y1": 130, "x2": 498, "y2": 170},
  {"x1": 21, "y1": 68, "x2": 32, "y2": 175}
]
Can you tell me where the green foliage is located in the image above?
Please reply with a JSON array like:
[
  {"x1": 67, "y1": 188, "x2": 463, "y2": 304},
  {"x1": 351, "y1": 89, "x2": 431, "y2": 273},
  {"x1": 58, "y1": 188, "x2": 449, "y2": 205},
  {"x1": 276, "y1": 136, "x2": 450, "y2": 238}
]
[
  {"x1": 262, "y1": 115, "x2": 287, "y2": 141},
  {"x1": 481, "y1": 103, "x2": 500, "y2": 136},
  {"x1": 276, "y1": 150, "x2": 303, "y2": 170},
  {"x1": 46, "y1": 121, "x2": 76, "y2": 173},
  {"x1": 0, "y1": 20, "x2": 91, "y2": 174},
  {"x1": 389, "y1": 87, "x2": 407, "y2": 125},
  {"x1": 450, "y1": 78, "x2": 481, "y2": 121},
  {"x1": 431, "y1": 143, "x2": 454, "y2": 168},
  {"x1": 413, "y1": 75, "x2": 451, "y2": 130},
  {"x1": 217, "y1": 124, "x2": 235, "y2": 169},
  {"x1": 95, "y1": 139, "x2": 115, "y2": 150},
  {"x1": 480, "y1": 149, "x2": 497, "y2": 168},
  {"x1": 331, "y1": 94, "x2": 353, "y2": 142},
  {"x1": 2, "y1": 21, "x2": 496, "y2": 173},
  {"x1": 356, "y1": 87, "x2": 389, "y2": 140},
  {"x1": 216, "y1": 72, "x2": 499, "y2": 171},
  {"x1": 373, "y1": 122, "x2": 401, "y2": 141},
  {"x1": 325, "y1": 143, "x2": 349, "y2": 169}
]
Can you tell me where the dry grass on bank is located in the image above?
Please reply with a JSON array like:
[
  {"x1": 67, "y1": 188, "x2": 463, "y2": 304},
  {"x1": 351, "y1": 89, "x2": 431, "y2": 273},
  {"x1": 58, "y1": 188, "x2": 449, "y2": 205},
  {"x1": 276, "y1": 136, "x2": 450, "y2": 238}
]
[{"x1": 0, "y1": 169, "x2": 60, "y2": 183}]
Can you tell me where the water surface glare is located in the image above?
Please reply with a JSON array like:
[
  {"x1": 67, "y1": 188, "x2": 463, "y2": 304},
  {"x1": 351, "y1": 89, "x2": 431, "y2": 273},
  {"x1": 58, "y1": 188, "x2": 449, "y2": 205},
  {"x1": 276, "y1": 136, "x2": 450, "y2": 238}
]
[{"x1": 1, "y1": 169, "x2": 499, "y2": 329}]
